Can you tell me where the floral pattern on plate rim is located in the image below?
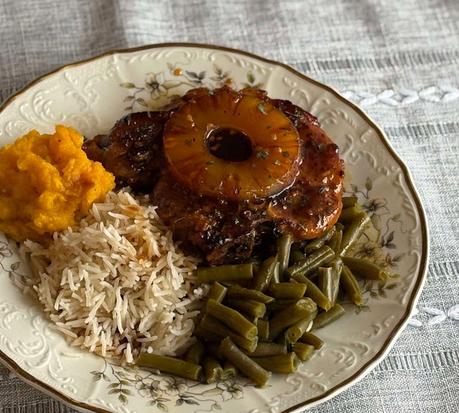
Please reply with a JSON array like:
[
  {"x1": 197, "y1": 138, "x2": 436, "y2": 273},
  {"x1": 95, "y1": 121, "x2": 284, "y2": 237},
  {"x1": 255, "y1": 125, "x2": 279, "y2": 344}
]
[{"x1": 120, "y1": 63, "x2": 263, "y2": 112}]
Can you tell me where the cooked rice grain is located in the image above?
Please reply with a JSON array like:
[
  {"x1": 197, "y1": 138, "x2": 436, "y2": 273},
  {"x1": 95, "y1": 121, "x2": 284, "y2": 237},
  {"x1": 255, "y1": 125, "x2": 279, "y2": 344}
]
[{"x1": 20, "y1": 190, "x2": 205, "y2": 363}]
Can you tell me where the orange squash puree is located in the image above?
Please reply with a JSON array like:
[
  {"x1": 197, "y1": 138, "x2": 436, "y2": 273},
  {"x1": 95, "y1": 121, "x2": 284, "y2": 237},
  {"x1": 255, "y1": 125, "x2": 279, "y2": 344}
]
[{"x1": 0, "y1": 125, "x2": 115, "y2": 241}]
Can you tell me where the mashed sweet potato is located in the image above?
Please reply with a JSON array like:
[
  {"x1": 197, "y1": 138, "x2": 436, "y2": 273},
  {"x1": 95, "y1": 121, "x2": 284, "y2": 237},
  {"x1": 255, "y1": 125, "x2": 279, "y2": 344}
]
[{"x1": 0, "y1": 125, "x2": 115, "y2": 241}]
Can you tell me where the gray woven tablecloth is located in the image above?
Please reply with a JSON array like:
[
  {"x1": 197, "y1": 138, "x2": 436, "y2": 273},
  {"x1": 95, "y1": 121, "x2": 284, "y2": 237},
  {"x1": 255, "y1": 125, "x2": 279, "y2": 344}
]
[{"x1": 0, "y1": 0, "x2": 458, "y2": 412}]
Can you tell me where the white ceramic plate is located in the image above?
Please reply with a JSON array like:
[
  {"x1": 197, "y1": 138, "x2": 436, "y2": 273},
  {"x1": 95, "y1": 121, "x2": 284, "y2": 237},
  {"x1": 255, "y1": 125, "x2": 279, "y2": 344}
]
[{"x1": 0, "y1": 44, "x2": 428, "y2": 413}]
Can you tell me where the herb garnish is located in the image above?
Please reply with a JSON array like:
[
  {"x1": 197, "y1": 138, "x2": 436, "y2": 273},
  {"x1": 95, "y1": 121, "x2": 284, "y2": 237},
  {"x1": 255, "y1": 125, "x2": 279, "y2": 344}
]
[
  {"x1": 256, "y1": 150, "x2": 269, "y2": 160},
  {"x1": 257, "y1": 103, "x2": 268, "y2": 115}
]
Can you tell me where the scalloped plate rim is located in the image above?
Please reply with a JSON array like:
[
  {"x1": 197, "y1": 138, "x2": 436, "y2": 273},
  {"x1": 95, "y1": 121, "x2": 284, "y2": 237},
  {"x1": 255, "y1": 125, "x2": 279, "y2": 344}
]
[{"x1": 0, "y1": 42, "x2": 429, "y2": 413}]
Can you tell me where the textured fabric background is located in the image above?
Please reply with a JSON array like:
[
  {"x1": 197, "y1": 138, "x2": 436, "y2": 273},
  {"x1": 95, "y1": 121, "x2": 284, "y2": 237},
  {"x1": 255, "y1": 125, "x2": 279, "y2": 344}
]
[{"x1": 0, "y1": 0, "x2": 458, "y2": 412}]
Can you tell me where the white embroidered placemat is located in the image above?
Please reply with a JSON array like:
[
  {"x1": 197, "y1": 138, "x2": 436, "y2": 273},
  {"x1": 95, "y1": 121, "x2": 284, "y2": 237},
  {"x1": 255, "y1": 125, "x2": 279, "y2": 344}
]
[{"x1": 0, "y1": 1, "x2": 458, "y2": 412}]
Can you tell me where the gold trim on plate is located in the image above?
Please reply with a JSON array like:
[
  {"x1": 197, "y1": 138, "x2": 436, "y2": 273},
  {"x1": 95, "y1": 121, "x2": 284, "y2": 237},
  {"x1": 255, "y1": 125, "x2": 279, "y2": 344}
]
[{"x1": 0, "y1": 42, "x2": 429, "y2": 413}]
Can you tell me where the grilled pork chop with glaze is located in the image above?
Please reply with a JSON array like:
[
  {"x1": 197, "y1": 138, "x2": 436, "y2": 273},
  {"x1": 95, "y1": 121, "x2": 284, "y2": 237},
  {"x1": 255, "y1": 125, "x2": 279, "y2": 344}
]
[
  {"x1": 83, "y1": 87, "x2": 344, "y2": 264},
  {"x1": 83, "y1": 111, "x2": 168, "y2": 192}
]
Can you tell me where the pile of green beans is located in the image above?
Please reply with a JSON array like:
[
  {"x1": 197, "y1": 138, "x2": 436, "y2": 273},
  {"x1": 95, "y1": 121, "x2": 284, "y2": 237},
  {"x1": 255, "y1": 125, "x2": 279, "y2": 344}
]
[{"x1": 136, "y1": 197, "x2": 393, "y2": 386}]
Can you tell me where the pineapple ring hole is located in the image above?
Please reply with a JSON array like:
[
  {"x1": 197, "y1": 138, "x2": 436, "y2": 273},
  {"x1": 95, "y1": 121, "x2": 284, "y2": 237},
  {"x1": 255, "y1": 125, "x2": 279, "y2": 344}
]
[{"x1": 206, "y1": 127, "x2": 253, "y2": 162}]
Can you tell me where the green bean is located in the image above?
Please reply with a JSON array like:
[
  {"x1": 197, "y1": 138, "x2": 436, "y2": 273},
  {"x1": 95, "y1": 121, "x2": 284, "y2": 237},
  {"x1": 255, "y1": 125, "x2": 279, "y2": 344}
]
[
  {"x1": 277, "y1": 233, "x2": 294, "y2": 278},
  {"x1": 299, "y1": 332, "x2": 324, "y2": 349},
  {"x1": 227, "y1": 285, "x2": 274, "y2": 303},
  {"x1": 293, "y1": 342, "x2": 315, "y2": 361},
  {"x1": 289, "y1": 249, "x2": 306, "y2": 265},
  {"x1": 267, "y1": 299, "x2": 298, "y2": 313},
  {"x1": 225, "y1": 299, "x2": 266, "y2": 318},
  {"x1": 305, "y1": 227, "x2": 336, "y2": 253},
  {"x1": 341, "y1": 265, "x2": 363, "y2": 305},
  {"x1": 342, "y1": 256, "x2": 387, "y2": 281},
  {"x1": 269, "y1": 298, "x2": 317, "y2": 339},
  {"x1": 203, "y1": 357, "x2": 223, "y2": 384},
  {"x1": 206, "y1": 299, "x2": 257, "y2": 340},
  {"x1": 328, "y1": 228, "x2": 343, "y2": 253},
  {"x1": 317, "y1": 267, "x2": 333, "y2": 300},
  {"x1": 218, "y1": 337, "x2": 271, "y2": 387},
  {"x1": 268, "y1": 282, "x2": 307, "y2": 299},
  {"x1": 197, "y1": 263, "x2": 254, "y2": 284},
  {"x1": 330, "y1": 259, "x2": 343, "y2": 304},
  {"x1": 290, "y1": 274, "x2": 332, "y2": 311},
  {"x1": 284, "y1": 306, "x2": 318, "y2": 344},
  {"x1": 252, "y1": 256, "x2": 278, "y2": 291},
  {"x1": 312, "y1": 304, "x2": 345, "y2": 329},
  {"x1": 339, "y1": 206, "x2": 363, "y2": 223},
  {"x1": 207, "y1": 282, "x2": 227, "y2": 303},
  {"x1": 317, "y1": 266, "x2": 341, "y2": 306},
  {"x1": 286, "y1": 246, "x2": 335, "y2": 278},
  {"x1": 342, "y1": 196, "x2": 358, "y2": 208},
  {"x1": 339, "y1": 214, "x2": 369, "y2": 256},
  {"x1": 247, "y1": 342, "x2": 287, "y2": 357},
  {"x1": 184, "y1": 341, "x2": 205, "y2": 365},
  {"x1": 257, "y1": 319, "x2": 269, "y2": 341},
  {"x1": 272, "y1": 262, "x2": 280, "y2": 284},
  {"x1": 195, "y1": 326, "x2": 257, "y2": 354},
  {"x1": 252, "y1": 353, "x2": 299, "y2": 374},
  {"x1": 220, "y1": 361, "x2": 237, "y2": 380},
  {"x1": 137, "y1": 353, "x2": 202, "y2": 381},
  {"x1": 198, "y1": 315, "x2": 258, "y2": 352}
]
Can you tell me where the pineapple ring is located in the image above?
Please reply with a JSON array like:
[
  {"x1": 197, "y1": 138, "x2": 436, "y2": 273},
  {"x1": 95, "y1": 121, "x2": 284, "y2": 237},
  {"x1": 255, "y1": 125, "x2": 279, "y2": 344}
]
[{"x1": 163, "y1": 87, "x2": 301, "y2": 201}]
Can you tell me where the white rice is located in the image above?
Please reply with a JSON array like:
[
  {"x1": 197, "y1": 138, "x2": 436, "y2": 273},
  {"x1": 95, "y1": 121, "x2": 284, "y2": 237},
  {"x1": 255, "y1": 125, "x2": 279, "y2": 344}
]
[{"x1": 20, "y1": 190, "x2": 206, "y2": 364}]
